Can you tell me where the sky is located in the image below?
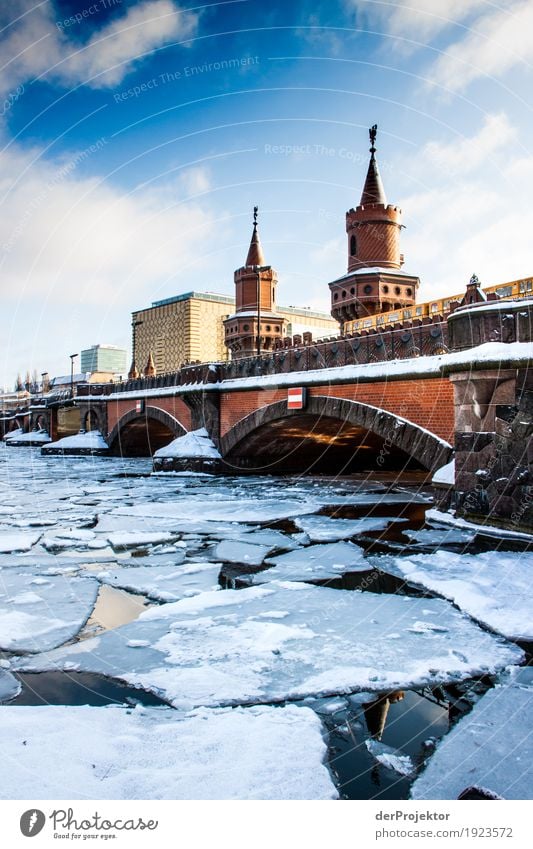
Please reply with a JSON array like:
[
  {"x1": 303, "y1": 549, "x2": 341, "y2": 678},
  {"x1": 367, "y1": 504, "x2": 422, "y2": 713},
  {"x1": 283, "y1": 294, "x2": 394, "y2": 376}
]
[{"x1": 1, "y1": 0, "x2": 533, "y2": 388}]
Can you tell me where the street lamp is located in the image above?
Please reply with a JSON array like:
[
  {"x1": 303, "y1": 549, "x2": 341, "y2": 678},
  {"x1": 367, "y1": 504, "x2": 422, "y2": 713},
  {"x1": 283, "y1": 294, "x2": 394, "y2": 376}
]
[{"x1": 69, "y1": 354, "x2": 78, "y2": 397}]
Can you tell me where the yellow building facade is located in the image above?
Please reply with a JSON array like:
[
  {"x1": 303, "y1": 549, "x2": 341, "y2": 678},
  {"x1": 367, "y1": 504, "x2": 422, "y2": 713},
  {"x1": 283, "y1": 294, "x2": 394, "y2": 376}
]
[{"x1": 132, "y1": 291, "x2": 338, "y2": 375}]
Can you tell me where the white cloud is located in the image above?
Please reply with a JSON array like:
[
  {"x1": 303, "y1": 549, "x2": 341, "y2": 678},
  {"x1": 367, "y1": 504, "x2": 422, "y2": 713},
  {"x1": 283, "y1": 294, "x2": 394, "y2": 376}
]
[
  {"x1": 422, "y1": 113, "x2": 516, "y2": 176},
  {"x1": 353, "y1": 0, "x2": 487, "y2": 42},
  {"x1": 0, "y1": 138, "x2": 220, "y2": 384},
  {"x1": 0, "y1": 0, "x2": 198, "y2": 96},
  {"x1": 399, "y1": 113, "x2": 533, "y2": 299},
  {"x1": 429, "y1": 0, "x2": 533, "y2": 91}
]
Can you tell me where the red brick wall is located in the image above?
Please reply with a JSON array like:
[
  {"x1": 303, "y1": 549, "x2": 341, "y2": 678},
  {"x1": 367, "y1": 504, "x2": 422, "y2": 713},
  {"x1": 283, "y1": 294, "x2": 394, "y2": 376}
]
[
  {"x1": 220, "y1": 378, "x2": 454, "y2": 444},
  {"x1": 106, "y1": 397, "x2": 192, "y2": 435}
]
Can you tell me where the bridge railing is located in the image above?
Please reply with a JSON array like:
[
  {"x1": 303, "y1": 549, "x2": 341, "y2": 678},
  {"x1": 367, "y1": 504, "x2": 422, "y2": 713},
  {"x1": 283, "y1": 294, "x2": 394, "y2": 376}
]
[
  {"x1": 76, "y1": 320, "x2": 448, "y2": 396},
  {"x1": 222, "y1": 320, "x2": 448, "y2": 381}
]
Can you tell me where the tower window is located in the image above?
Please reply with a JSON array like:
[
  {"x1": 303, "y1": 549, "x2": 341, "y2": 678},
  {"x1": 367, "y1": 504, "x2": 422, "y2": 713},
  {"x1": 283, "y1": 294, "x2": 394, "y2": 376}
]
[
  {"x1": 406, "y1": 287, "x2": 413, "y2": 296},
  {"x1": 333, "y1": 293, "x2": 339, "y2": 301},
  {"x1": 350, "y1": 234, "x2": 357, "y2": 256},
  {"x1": 382, "y1": 285, "x2": 389, "y2": 294},
  {"x1": 350, "y1": 287, "x2": 355, "y2": 295},
  {"x1": 394, "y1": 286, "x2": 401, "y2": 295},
  {"x1": 243, "y1": 324, "x2": 250, "y2": 331},
  {"x1": 364, "y1": 285, "x2": 372, "y2": 295},
  {"x1": 266, "y1": 325, "x2": 271, "y2": 331},
  {"x1": 342, "y1": 290, "x2": 347, "y2": 299},
  {"x1": 275, "y1": 325, "x2": 280, "y2": 331}
]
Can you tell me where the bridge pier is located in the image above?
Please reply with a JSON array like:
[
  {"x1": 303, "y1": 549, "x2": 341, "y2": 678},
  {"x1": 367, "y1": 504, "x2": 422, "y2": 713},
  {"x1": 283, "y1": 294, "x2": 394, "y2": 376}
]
[{"x1": 446, "y1": 300, "x2": 533, "y2": 533}]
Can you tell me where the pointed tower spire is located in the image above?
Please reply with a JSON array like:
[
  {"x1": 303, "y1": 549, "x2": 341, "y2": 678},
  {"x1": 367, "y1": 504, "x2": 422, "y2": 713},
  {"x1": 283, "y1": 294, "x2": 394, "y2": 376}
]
[
  {"x1": 360, "y1": 124, "x2": 387, "y2": 206},
  {"x1": 245, "y1": 205, "x2": 266, "y2": 267},
  {"x1": 143, "y1": 351, "x2": 156, "y2": 378},
  {"x1": 128, "y1": 358, "x2": 139, "y2": 380}
]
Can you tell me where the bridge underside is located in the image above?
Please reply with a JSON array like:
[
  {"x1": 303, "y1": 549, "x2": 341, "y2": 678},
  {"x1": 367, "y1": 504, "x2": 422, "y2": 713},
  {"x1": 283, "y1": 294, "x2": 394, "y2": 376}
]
[
  {"x1": 109, "y1": 418, "x2": 175, "y2": 458},
  {"x1": 225, "y1": 414, "x2": 423, "y2": 474}
]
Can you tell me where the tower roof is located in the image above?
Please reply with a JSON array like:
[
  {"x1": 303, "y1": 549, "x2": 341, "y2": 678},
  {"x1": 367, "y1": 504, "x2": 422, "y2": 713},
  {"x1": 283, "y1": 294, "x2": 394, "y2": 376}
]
[
  {"x1": 360, "y1": 124, "x2": 387, "y2": 206},
  {"x1": 245, "y1": 206, "x2": 266, "y2": 266}
]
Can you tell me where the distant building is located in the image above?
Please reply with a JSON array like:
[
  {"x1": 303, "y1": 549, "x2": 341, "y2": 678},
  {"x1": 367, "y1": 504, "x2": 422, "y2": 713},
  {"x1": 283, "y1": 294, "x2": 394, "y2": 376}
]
[
  {"x1": 80, "y1": 344, "x2": 128, "y2": 377},
  {"x1": 131, "y1": 291, "x2": 337, "y2": 376}
]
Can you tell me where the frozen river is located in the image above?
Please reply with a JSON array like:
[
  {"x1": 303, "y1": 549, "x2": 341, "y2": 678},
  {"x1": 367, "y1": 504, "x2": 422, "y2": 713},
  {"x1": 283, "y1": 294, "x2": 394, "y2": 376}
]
[{"x1": 0, "y1": 445, "x2": 530, "y2": 800}]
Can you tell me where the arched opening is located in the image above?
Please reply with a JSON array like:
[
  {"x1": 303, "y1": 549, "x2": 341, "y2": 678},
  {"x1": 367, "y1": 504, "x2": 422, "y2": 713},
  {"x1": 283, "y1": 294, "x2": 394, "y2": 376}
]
[
  {"x1": 221, "y1": 397, "x2": 452, "y2": 476},
  {"x1": 350, "y1": 234, "x2": 357, "y2": 256},
  {"x1": 108, "y1": 407, "x2": 186, "y2": 458},
  {"x1": 225, "y1": 413, "x2": 419, "y2": 474},
  {"x1": 84, "y1": 410, "x2": 99, "y2": 432}
]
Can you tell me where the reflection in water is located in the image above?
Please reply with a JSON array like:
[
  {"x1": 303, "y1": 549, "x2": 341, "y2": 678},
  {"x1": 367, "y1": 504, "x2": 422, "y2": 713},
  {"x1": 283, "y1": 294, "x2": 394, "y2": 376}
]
[
  {"x1": 327, "y1": 689, "x2": 450, "y2": 800},
  {"x1": 77, "y1": 585, "x2": 152, "y2": 641},
  {"x1": 363, "y1": 691, "x2": 405, "y2": 740}
]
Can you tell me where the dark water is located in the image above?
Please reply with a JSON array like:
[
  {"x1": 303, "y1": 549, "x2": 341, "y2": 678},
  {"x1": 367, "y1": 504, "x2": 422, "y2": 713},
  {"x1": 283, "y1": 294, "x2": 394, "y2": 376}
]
[{"x1": 11, "y1": 671, "x2": 167, "y2": 707}]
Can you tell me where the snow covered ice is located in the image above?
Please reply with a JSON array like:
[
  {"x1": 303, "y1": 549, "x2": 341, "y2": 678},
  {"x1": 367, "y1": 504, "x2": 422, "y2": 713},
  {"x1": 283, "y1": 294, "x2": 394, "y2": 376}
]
[
  {"x1": 16, "y1": 581, "x2": 522, "y2": 708},
  {"x1": 0, "y1": 703, "x2": 337, "y2": 800},
  {"x1": 1, "y1": 445, "x2": 530, "y2": 800},
  {"x1": 384, "y1": 550, "x2": 533, "y2": 641},
  {"x1": 0, "y1": 571, "x2": 98, "y2": 652},
  {"x1": 89, "y1": 562, "x2": 222, "y2": 603}
]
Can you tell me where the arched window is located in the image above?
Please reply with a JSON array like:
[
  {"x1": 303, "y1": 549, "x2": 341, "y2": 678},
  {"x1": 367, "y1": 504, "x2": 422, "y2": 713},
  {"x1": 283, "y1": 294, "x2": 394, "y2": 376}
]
[{"x1": 350, "y1": 234, "x2": 357, "y2": 256}]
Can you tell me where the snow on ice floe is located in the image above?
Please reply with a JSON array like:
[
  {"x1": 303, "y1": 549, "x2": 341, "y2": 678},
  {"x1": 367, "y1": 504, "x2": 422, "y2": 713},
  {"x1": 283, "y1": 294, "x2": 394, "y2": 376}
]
[
  {"x1": 0, "y1": 532, "x2": 41, "y2": 553},
  {"x1": 0, "y1": 572, "x2": 98, "y2": 652},
  {"x1": 215, "y1": 540, "x2": 272, "y2": 566},
  {"x1": 0, "y1": 703, "x2": 337, "y2": 800},
  {"x1": 88, "y1": 562, "x2": 222, "y2": 603},
  {"x1": 0, "y1": 669, "x2": 21, "y2": 702},
  {"x1": 411, "y1": 667, "x2": 533, "y2": 800},
  {"x1": 112, "y1": 498, "x2": 320, "y2": 524},
  {"x1": 365, "y1": 739, "x2": 415, "y2": 777},
  {"x1": 294, "y1": 515, "x2": 394, "y2": 542},
  {"x1": 153, "y1": 428, "x2": 221, "y2": 460},
  {"x1": 45, "y1": 431, "x2": 109, "y2": 450},
  {"x1": 386, "y1": 550, "x2": 533, "y2": 641},
  {"x1": 106, "y1": 531, "x2": 183, "y2": 552},
  {"x1": 246, "y1": 541, "x2": 369, "y2": 584},
  {"x1": 16, "y1": 582, "x2": 522, "y2": 708}
]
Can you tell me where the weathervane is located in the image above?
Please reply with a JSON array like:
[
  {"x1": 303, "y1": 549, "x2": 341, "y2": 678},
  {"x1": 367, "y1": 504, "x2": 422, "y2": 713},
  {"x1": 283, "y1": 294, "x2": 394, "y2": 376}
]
[
  {"x1": 253, "y1": 205, "x2": 258, "y2": 226},
  {"x1": 369, "y1": 124, "x2": 377, "y2": 154}
]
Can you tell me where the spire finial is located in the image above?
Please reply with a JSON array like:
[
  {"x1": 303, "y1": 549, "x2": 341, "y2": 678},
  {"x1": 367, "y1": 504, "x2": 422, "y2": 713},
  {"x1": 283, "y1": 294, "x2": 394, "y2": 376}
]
[
  {"x1": 253, "y1": 205, "x2": 258, "y2": 226},
  {"x1": 369, "y1": 124, "x2": 377, "y2": 154}
]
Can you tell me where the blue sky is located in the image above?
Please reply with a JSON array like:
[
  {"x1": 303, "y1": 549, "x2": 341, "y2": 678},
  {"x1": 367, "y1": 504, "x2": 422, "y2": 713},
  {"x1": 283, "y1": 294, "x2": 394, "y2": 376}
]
[{"x1": 1, "y1": 0, "x2": 533, "y2": 387}]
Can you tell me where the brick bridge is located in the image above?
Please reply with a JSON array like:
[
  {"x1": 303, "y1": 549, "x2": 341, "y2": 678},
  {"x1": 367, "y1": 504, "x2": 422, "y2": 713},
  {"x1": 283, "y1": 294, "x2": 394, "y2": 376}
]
[{"x1": 46, "y1": 301, "x2": 530, "y2": 489}]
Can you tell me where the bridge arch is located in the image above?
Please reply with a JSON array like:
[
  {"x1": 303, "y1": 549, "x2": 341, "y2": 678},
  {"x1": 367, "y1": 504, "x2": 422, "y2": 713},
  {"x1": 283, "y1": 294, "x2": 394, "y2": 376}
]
[
  {"x1": 221, "y1": 396, "x2": 452, "y2": 473},
  {"x1": 108, "y1": 406, "x2": 187, "y2": 458}
]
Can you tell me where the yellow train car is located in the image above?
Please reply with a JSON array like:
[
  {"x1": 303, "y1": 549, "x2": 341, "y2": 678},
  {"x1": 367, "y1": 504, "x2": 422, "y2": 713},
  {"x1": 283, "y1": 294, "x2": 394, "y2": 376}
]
[{"x1": 345, "y1": 276, "x2": 533, "y2": 334}]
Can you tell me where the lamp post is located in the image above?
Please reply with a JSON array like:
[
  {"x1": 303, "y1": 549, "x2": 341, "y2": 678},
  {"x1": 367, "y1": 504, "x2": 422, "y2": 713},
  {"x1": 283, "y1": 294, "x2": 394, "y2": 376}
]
[{"x1": 69, "y1": 353, "x2": 78, "y2": 398}]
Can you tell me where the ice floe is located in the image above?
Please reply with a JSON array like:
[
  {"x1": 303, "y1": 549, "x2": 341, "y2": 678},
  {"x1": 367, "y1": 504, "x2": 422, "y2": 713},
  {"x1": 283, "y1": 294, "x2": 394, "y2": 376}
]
[
  {"x1": 113, "y1": 498, "x2": 320, "y2": 524},
  {"x1": 0, "y1": 669, "x2": 21, "y2": 702},
  {"x1": 0, "y1": 703, "x2": 337, "y2": 800},
  {"x1": 294, "y1": 516, "x2": 394, "y2": 542},
  {"x1": 386, "y1": 550, "x2": 533, "y2": 641},
  {"x1": 89, "y1": 563, "x2": 222, "y2": 602},
  {"x1": 17, "y1": 582, "x2": 522, "y2": 707},
  {"x1": 215, "y1": 540, "x2": 272, "y2": 566},
  {"x1": 0, "y1": 572, "x2": 98, "y2": 652},
  {"x1": 0, "y1": 532, "x2": 41, "y2": 553}
]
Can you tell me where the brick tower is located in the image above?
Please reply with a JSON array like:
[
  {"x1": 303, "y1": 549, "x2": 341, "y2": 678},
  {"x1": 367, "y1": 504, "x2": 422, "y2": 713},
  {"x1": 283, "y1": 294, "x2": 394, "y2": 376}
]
[
  {"x1": 224, "y1": 208, "x2": 287, "y2": 359},
  {"x1": 329, "y1": 125, "x2": 419, "y2": 329}
]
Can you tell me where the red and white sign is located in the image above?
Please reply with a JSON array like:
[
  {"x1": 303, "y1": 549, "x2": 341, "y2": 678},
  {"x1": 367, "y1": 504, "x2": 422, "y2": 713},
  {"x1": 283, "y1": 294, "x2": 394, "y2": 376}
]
[
  {"x1": 287, "y1": 387, "x2": 306, "y2": 410},
  {"x1": 135, "y1": 400, "x2": 144, "y2": 414}
]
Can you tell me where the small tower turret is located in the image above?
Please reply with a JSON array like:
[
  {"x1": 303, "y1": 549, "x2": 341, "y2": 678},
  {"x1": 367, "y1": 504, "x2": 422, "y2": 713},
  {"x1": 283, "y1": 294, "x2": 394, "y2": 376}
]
[
  {"x1": 329, "y1": 126, "x2": 420, "y2": 330},
  {"x1": 224, "y1": 208, "x2": 287, "y2": 359}
]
